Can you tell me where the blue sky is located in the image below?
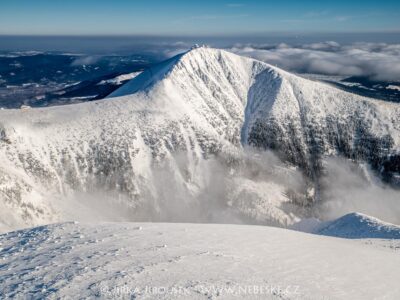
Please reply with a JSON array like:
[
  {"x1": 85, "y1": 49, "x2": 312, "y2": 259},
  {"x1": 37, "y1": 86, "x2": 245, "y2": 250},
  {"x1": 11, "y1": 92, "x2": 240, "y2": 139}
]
[{"x1": 0, "y1": 0, "x2": 399, "y2": 35}]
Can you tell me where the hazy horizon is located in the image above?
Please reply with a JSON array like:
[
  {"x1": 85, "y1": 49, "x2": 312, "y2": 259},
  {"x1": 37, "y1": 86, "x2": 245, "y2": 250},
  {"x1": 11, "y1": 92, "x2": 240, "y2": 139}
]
[{"x1": 1, "y1": 32, "x2": 400, "y2": 55}]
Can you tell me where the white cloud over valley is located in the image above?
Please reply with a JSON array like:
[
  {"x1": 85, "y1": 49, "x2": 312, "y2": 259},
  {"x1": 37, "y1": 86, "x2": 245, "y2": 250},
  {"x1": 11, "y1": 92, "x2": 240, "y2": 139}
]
[{"x1": 229, "y1": 42, "x2": 400, "y2": 82}]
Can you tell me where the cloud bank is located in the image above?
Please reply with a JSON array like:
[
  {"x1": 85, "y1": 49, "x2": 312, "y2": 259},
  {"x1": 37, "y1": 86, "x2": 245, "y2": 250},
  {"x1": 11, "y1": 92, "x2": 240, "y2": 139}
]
[{"x1": 229, "y1": 42, "x2": 400, "y2": 82}]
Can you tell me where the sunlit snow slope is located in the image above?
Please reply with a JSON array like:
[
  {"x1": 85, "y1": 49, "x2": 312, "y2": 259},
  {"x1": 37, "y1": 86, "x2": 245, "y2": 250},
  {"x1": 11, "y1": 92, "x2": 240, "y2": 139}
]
[
  {"x1": 1, "y1": 222, "x2": 400, "y2": 299},
  {"x1": 317, "y1": 212, "x2": 400, "y2": 239},
  {"x1": 0, "y1": 47, "x2": 399, "y2": 231}
]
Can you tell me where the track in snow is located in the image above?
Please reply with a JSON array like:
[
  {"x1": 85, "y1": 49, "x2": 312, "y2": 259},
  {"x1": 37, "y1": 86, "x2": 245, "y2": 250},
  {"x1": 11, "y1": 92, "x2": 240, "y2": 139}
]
[{"x1": 1, "y1": 222, "x2": 400, "y2": 299}]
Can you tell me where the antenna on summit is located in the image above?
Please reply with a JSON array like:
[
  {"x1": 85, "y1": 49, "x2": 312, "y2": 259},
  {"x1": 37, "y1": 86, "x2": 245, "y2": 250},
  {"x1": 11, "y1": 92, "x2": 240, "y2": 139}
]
[{"x1": 190, "y1": 44, "x2": 209, "y2": 50}]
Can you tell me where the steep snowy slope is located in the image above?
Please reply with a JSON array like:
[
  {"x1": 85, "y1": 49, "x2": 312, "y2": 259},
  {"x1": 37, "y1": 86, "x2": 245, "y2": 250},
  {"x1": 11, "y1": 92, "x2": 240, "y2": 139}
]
[
  {"x1": 0, "y1": 47, "x2": 399, "y2": 231},
  {"x1": 112, "y1": 47, "x2": 400, "y2": 183},
  {"x1": 1, "y1": 222, "x2": 400, "y2": 299}
]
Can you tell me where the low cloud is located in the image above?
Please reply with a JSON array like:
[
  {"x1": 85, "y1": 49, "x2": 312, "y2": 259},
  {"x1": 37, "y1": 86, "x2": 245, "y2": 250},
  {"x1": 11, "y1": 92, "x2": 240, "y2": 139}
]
[
  {"x1": 317, "y1": 157, "x2": 400, "y2": 225},
  {"x1": 55, "y1": 148, "x2": 306, "y2": 228},
  {"x1": 71, "y1": 55, "x2": 102, "y2": 66},
  {"x1": 229, "y1": 42, "x2": 400, "y2": 82}
]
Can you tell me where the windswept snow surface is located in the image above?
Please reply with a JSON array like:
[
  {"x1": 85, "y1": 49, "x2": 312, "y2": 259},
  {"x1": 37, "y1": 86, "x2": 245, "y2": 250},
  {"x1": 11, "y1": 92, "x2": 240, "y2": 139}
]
[
  {"x1": 1, "y1": 222, "x2": 400, "y2": 299},
  {"x1": 291, "y1": 212, "x2": 400, "y2": 239},
  {"x1": 317, "y1": 212, "x2": 400, "y2": 239},
  {"x1": 0, "y1": 47, "x2": 400, "y2": 231}
]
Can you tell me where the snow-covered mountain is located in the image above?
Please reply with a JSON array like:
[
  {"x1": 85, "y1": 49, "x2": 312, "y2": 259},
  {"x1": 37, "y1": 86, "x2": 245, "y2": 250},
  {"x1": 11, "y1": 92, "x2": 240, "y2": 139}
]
[{"x1": 0, "y1": 47, "x2": 399, "y2": 231}]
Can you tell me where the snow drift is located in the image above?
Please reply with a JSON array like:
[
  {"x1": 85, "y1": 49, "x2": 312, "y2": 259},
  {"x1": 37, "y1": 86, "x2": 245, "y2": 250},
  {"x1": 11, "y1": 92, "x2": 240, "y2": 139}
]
[
  {"x1": 0, "y1": 47, "x2": 399, "y2": 232},
  {"x1": 291, "y1": 212, "x2": 400, "y2": 239},
  {"x1": 1, "y1": 222, "x2": 400, "y2": 299},
  {"x1": 317, "y1": 212, "x2": 400, "y2": 239}
]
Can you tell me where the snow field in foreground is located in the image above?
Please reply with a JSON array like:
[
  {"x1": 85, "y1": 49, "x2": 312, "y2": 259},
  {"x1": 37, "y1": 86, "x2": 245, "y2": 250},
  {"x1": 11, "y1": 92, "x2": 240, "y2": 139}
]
[{"x1": 0, "y1": 222, "x2": 399, "y2": 299}]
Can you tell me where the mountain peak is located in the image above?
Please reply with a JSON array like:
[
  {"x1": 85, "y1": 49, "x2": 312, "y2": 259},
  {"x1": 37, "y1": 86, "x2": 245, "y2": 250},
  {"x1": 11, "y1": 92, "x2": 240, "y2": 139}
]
[{"x1": 107, "y1": 47, "x2": 264, "y2": 98}]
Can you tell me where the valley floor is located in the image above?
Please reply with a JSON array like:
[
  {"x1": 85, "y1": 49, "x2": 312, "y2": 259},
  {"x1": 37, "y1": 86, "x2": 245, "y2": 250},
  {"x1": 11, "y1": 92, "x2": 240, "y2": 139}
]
[{"x1": 1, "y1": 222, "x2": 399, "y2": 299}]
